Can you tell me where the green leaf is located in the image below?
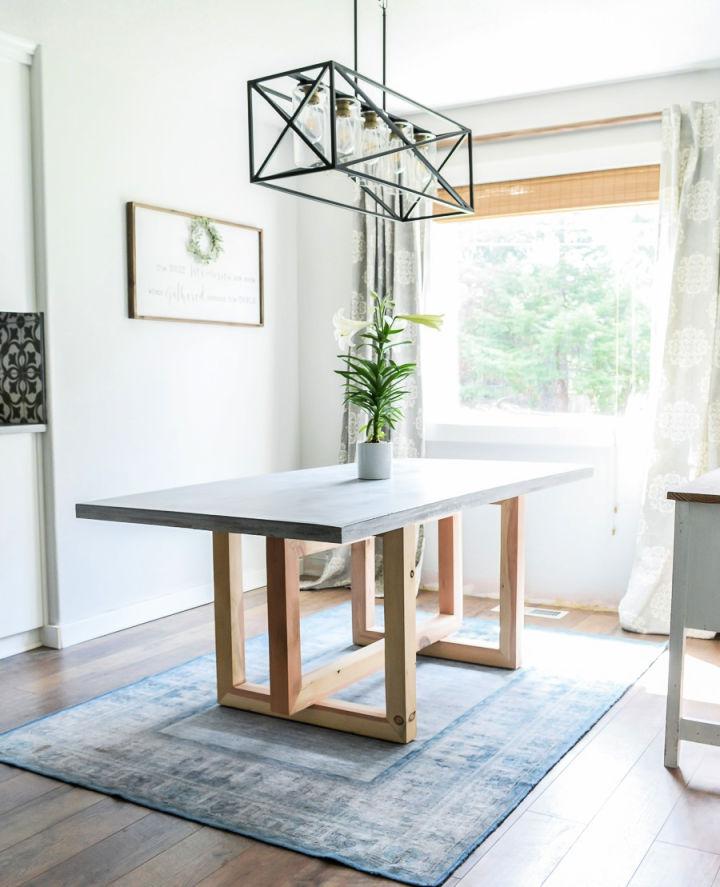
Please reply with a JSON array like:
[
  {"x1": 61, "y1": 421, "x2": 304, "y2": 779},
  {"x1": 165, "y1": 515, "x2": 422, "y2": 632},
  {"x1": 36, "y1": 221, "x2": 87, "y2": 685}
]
[{"x1": 396, "y1": 313, "x2": 444, "y2": 330}]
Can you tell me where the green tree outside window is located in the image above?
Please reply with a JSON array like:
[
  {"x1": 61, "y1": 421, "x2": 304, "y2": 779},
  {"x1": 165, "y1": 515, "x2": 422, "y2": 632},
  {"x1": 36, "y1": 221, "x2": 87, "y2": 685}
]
[{"x1": 451, "y1": 207, "x2": 657, "y2": 415}]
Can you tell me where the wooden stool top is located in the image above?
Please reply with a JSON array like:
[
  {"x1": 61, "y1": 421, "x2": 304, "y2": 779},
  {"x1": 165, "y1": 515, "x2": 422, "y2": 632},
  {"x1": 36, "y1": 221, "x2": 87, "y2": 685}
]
[{"x1": 668, "y1": 469, "x2": 720, "y2": 504}]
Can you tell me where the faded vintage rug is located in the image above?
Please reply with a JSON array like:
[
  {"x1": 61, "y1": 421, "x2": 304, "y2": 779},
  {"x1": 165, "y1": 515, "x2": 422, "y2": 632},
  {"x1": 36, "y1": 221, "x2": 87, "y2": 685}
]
[{"x1": 0, "y1": 603, "x2": 663, "y2": 886}]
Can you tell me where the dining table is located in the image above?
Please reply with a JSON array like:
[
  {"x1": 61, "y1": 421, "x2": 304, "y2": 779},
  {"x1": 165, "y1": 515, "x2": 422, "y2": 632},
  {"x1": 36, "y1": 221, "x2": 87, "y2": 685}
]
[{"x1": 76, "y1": 458, "x2": 592, "y2": 744}]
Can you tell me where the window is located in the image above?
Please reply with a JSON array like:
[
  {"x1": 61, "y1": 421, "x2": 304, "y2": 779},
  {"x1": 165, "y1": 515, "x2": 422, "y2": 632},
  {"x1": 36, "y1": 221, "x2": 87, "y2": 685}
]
[{"x1": 425, "y1": 166, "x2": 660, "y2": 424}]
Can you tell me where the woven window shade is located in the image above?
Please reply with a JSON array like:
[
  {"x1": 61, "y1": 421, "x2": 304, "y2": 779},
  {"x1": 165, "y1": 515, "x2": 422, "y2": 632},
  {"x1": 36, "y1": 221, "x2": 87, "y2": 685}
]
[{"x1": 436, "y1": 165, "x2": 660, "y2": 222}]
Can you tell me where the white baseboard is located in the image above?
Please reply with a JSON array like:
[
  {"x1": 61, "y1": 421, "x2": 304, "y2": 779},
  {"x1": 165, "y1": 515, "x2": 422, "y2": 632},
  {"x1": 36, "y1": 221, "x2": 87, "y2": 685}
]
[
  {"x1": 244, "y1": 566, "x2": 267, "y2": 592},
  {"x1": 41, "y1": 583, "x2": 214, "y2": 649},
  {"x1": 420, "y1": 580, "x2": 618, "y2": 613},
  {"x1": 0, "y1": 628, "x2": 43, "y2": 659},
  {"x1": 41, "y1": 565, "x2": 267, "y2": 650},
  {"x1": 39, "y1": 624, "x2": 60, "y2": 649}
]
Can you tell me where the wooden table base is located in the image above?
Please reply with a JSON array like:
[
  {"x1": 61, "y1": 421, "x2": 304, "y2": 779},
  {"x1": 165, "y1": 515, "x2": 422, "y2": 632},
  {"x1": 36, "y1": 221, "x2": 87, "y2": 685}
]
[{"x1": 212, "y1": 497, "x2": 525, "y2": 744}]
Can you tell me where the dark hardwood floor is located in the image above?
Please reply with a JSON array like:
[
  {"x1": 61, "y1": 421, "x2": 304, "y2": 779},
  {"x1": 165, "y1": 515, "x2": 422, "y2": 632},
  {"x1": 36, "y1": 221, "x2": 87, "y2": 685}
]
[{"x1": 0, "y1": 590, "x2": 718, "y2": 886}]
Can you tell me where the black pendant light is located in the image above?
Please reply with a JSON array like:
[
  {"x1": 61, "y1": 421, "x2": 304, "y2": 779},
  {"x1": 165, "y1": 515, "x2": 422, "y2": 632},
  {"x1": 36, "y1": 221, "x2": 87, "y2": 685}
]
[{"x1": 246, "y1": 0, "x2": 474, "y2": 222}]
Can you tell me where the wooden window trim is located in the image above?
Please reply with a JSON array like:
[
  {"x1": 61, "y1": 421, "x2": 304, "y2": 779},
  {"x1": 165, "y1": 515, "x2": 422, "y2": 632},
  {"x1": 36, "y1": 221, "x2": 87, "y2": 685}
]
[{"x1": 435, "y1": 165, "x2": 660, "y2": 222}]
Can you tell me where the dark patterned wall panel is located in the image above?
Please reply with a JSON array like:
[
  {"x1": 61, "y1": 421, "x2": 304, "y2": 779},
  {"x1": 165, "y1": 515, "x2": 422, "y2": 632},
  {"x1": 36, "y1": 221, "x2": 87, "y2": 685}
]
[{"x1": 0, "y1": 312, "x2": 47, "y2": 426}]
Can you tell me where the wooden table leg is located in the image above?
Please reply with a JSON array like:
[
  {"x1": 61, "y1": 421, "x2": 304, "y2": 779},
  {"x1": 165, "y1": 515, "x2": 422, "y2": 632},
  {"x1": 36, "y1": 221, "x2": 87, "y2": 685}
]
[
  {"x1": 266, "y1": 537, "x2": 302, "y2": 716},
  {"x1": 211, "y1": 503, "x2": 528, "y2": 742},
  {"x1": 438, "y1": 514, "x2": 463, "y2": 620},
  {"x1": 213, "y1": 522, "x2": 536, "y2": 744},
  {"x1": 383, "y1": 525, "x2": 418, "y2": 742},
  {"x1": 351, "y1": 537, "x2": 376, "y2": 644},
  {"x1": 212, "y1": 532, "x2": 245, "y2": 702},
  {"x1": 215, "y1": 533, "x2": 404, "y2": 742},
  {"x1": 421, "y1": 497, "x2": 525, "y2": 669},
  {"x1": 499, "y1": 496, "x2": 525, "y2": 668}
]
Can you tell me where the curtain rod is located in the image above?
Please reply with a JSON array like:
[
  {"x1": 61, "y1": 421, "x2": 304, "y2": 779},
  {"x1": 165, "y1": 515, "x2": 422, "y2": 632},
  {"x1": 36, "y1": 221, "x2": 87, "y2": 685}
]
[{"x1": 465, "y1": 111, "x2": 662, "y2": 146}]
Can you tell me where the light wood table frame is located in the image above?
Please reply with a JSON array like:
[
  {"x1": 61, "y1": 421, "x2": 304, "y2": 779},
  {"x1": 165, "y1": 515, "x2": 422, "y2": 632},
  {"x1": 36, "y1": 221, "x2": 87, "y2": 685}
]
[
  {"x1": 76, "y1": 459, "x2": 592, "y2": 746},
  {"x1": 213, "y1": 499, "x2": 524, "y2": 744}
]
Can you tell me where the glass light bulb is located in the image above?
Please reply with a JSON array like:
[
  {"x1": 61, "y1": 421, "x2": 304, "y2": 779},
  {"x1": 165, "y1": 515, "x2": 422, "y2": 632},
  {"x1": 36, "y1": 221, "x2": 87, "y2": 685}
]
[
  {"x1": 384, "y1": 120, "x2": 414, "y2": 193},
  {"x1": 335, "y1": 97, "x2": 361, "y2": 162},
  {"x1": 300, "y1": 107, "x2": 323, "y2": 144},
  {"x1": 412, "y1": 132, "x2": 437, "y2": 193},
  {"x1": 337, "y1": 118, "x2": 354, "y2": 155},
  {"x1": 361, "y1": 113, "x2": 387, "y2": 168},
  {"x1": 292, "y1": 83, "x2": 329, "y2": 169}
]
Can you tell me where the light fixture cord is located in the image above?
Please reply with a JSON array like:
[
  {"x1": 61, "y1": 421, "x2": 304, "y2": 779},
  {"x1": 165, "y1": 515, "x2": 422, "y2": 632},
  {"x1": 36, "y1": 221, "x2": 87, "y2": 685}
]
[
  {"x1": 353, "y1": 0, "x2": 388, "y2": 105},
  {"x1": 380, "y1": 0, "x2": 387, "y2": 110},
  {"x1": 353, "y1": 0, "x2": 358, "y2": 72}
]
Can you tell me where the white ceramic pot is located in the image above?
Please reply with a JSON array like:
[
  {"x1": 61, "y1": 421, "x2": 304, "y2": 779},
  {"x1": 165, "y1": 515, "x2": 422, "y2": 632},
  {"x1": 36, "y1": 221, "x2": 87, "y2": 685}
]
[{"x1": 357, "y1": 441, "x2": 392, "y2": 480}]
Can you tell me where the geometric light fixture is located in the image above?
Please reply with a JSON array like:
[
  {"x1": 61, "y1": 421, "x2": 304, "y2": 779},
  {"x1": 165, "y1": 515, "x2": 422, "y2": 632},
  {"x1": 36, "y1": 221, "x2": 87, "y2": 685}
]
[{"x1": 247, "y1": 1, "x2": 474, "y2": 222}]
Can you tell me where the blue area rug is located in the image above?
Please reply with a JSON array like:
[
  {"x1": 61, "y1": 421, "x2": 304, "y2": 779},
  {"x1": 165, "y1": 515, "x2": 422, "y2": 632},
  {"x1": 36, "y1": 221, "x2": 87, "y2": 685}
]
[{"x1": 0, "y1": 603, "x2": 663, "y2": 886}]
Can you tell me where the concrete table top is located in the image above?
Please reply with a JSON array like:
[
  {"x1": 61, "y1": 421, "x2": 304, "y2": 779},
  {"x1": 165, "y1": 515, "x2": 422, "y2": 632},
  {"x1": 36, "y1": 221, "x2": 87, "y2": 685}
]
[{"x1": 76, "y1": 459, "x2": 592, "y2": 543}]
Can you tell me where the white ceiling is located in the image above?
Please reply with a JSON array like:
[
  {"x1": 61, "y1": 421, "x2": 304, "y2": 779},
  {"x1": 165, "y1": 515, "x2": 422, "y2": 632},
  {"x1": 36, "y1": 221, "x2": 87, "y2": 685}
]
[{"x1": 344, "y1": 0, "x2": 720, "y2": 109}]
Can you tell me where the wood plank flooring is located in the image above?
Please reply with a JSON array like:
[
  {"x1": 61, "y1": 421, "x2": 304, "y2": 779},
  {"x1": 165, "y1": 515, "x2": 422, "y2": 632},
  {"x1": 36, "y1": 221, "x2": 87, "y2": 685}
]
[{"x1": 0, "y1": 589, "x2": 718, "y2": 886}]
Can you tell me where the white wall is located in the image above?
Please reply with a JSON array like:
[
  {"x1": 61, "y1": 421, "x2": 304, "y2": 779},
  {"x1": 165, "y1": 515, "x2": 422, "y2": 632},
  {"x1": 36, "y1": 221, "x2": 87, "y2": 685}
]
[
  {"x1": 0, "y1": 0, "x2": 351, "y2": 645},
  {"x1": 0, "y1": 42, "x2": 46, "y2": 656},
  {"x1": 354, "y1": 0, "x2": 720, "y2": 111},
  {"x1": 298, "y1": 198, "x2": 354, "y2": 468},
  {"x1": 297, "y1": 67, "x2": 720, "y2": 609}
]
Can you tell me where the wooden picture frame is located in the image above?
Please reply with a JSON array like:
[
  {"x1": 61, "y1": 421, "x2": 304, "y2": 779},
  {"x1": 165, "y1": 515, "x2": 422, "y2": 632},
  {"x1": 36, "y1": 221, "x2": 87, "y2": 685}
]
[{"x1": 126, "y1": 202, "x2": 264, "y2": 327}]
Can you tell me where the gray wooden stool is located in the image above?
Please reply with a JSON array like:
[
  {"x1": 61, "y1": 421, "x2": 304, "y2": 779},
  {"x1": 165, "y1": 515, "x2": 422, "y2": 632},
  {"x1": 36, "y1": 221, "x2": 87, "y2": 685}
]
[{"x1": 665, "y1": 471, "x2": 720, "y2": 768}]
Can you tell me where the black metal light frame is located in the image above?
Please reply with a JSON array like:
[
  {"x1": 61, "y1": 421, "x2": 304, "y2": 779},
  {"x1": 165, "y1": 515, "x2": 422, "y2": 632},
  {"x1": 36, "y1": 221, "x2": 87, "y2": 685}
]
[{"x1": 247, "y1": 59, "x2": 474, "y2": 222}]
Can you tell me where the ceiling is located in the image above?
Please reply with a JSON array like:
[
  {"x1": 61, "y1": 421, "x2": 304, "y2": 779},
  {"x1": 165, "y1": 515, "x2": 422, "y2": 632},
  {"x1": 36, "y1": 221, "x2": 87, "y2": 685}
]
[{"x1": 342, "y1": 0, "x2": 720, "y2": 110}]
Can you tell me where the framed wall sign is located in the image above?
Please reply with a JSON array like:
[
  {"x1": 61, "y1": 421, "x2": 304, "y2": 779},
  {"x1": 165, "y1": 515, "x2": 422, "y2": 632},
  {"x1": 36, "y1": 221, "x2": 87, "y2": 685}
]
[{"x1": 127, "y1": 202, "x2": 264, "y2": 327}]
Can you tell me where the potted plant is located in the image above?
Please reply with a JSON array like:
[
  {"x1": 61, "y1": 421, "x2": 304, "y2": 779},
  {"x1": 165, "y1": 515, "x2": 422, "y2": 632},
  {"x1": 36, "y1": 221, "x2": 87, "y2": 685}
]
[{"x1": 333, "y1": 292, "x2": 442, "y2": 480}]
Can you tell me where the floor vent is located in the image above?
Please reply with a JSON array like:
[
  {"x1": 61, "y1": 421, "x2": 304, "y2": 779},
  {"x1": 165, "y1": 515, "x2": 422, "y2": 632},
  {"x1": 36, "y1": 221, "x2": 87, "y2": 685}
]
[{"x1": 490, "y1": 605, "x2": 569, "y2": 620}]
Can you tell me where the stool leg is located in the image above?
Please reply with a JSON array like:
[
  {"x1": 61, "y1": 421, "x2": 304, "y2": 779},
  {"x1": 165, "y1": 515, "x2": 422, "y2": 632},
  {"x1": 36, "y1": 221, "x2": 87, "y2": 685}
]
[
  {"x1": 664, "y1": 626, "x2": 686, "y2": 768},
  {"x1": 665, "y1": 501, "x2": 690, "y2": 769}
]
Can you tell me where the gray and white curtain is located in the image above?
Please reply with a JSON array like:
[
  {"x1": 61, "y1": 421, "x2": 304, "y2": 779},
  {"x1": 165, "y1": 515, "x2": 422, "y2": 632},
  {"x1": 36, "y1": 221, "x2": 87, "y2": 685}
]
[
  {"x1": 301, "y1": 192, "x2": 429, "y2": 592},
  {"x1": 619, "y1": 103, "x2": 720, "y2": 634}
]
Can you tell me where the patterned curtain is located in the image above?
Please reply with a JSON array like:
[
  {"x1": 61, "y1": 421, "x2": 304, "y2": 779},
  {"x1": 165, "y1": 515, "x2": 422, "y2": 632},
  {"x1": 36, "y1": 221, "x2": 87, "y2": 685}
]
[
  {"x1": 301, "y1": 191, "x2": 429, "y2": 592},
  {"x1": 619, "y1": 103, "x2": 720, "y2": 634}
]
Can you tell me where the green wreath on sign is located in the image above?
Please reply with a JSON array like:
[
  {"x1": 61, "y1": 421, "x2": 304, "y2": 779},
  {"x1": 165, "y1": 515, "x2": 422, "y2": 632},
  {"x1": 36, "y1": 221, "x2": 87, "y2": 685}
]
[{"x1": 186, "y1": 216, "x2": 224, "y2": 265}]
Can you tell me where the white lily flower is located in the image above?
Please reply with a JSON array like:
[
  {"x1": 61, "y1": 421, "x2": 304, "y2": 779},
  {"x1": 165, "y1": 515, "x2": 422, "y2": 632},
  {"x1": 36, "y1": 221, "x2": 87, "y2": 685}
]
[{"x1": 333, "y1": 309, "x2": 371, "y2": 351}]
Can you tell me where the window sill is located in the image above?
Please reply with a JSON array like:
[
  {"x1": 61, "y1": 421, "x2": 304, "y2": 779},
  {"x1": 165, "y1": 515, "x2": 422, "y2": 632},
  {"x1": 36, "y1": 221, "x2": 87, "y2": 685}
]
[{"x1": 425, "y1": 413, "x2": 619, "y2": 448}]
